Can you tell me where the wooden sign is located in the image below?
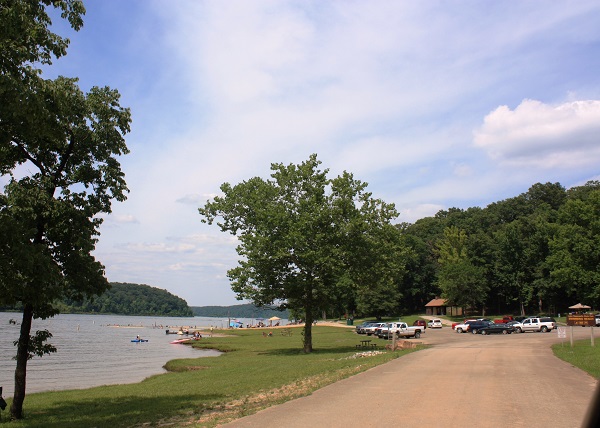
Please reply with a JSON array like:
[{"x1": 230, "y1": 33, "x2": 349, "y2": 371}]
[{"x1": 566, "y1": 314, "x2": 595, "y2": 327}]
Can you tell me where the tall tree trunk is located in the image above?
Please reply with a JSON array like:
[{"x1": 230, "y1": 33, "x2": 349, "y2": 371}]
[
  {"x1": 303, "y1": 298, "x2": 314, "y2": 353},
  {"x1": 10, "y1": 303, "x2": 33, "y2": 420},
  {"x1": 303, "y1": 318, "x2": 313, "y2": 353}
]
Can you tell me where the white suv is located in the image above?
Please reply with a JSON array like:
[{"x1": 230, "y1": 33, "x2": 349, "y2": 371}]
[
  {"x1": 521, "y1": 317, "x2": 555, "y2": 333},
  {"x1": 428, "y1": 319, "x2": 443, "y2": 328}
]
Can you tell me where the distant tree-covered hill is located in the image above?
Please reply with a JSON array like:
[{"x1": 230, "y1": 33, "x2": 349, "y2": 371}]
[
  {"x1": 191, "y1": 303, "x2": 289, "y2": 319},
  {"x1": 59, "y1": 282, "x2": 193, "y2": 317}
]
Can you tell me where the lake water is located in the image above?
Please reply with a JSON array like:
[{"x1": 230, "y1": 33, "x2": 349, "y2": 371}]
[{"x1": 0, "y1": 312, "x2": 279, "y2": 397}]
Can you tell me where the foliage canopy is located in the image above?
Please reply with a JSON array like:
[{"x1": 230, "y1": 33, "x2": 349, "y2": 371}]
[
  {"x1": 0, "y1": 0, "x2": 130, "y2": 418},
  {"x1": 200, "y1": 154, "x2": 402, "y2": 352}
]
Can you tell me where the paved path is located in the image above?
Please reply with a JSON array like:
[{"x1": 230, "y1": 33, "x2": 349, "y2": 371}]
[{"x1": 222, "y1": 326, "x2": 599, "y2": 428}]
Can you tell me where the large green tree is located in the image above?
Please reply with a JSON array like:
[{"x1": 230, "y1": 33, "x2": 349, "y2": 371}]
[
  {"x1": 0, "y1": 1, "x2": 131, "y2": 418},
  {"x1": 548, "y1": 182, "x2": 600, "y2": 306},
  {"x1": 436, "y1": 226, "x2": 488, "y2": 313},
  {"x1": 200, "y1": 155, "x2": 400, "y2": 352}
]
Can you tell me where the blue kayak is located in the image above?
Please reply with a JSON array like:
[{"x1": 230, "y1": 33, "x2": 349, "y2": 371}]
[{"x1": 131, "y1": 339, "x2": 149, "y2": 342}]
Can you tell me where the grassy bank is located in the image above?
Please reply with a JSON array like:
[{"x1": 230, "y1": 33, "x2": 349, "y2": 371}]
[
  {"x1": 0, "y1": 325, "x2": 418, "y2": 427},
  {"x1": 552, "y1": 338, "x2": 600, "y2": 379}
]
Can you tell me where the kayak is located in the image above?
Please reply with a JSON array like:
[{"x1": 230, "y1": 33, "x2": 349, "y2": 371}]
[
  {"x1": 131, "y1": 339, "x2": 149, "y2": 343},
  {"x1": 170, "y1": 338, "x2": 191, "y2": 344}
]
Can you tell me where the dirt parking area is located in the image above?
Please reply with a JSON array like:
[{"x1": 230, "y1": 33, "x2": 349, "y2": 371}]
[{"x1": 223, "y1": 325, "x2": 599, "y2": 428}]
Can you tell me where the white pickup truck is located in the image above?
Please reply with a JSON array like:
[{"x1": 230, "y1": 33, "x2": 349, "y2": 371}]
[
  {"x1": 364, "y1": 322, "x2": 388, "y2": 336},
  {"x1": 383, "y1": 322, "x2": 423, "y2": 339}
]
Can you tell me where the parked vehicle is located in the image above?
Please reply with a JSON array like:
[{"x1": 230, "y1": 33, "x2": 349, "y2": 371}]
[
  {"x1": 545, "y1": 317, "x2": 557, "y2": 329},
  {"x1": 466, "y1": 320, "x2": 494, "y2": 334},
  {"x1": 506, "y1": 320, "x2": 524, "y2": 333},
  {"x1": 374, "y1": 324, "x2": 390, "y2": 338},
  {"x1": 427, "y1": 319, "x2": 443, "y2": 328},
  {"x1": 413, "y1": 320, "x2": 427, "y2": 329},
  {"x1": 520, "y1": 317, "x2": 555, "y2": 333},
  {"x1": 454, "y1": 320, "x2": 473, "y2": 333},
  {"x1": 453, "y1": 318, "x2": 493, "y2": 334},
  {"x1": 381, "y1": 322, "x2": 424, "y2": 339},
  {"x1": 355, "y1": 322, "x2": 378, "y2": 334},
  {"x1": 479, "y1": 323, "x2": 515, "y2": 335},
  {"x1": 494, "y1": 316, "x2": 514, "y2": 324},
  {"x1": 376, "y1": 323, "x2": 393, "y2": 339},
  {"x1": 596, "y1": 314, "x2": 600, "y2": 327},
  {"x1": 363, "y1": 322, "x2": 388, "y2": 336}
]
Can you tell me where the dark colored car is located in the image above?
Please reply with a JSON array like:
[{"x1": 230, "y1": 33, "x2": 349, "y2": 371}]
[
  {"x1": 479, "y1": 323, "x2": 515, "y2": 335},
  {"x1": 413, "y1": 320, "x2": 427, "y2": 330},
  {"x1": 466, "y1": 320, "x2": 494, "y2": 334}
]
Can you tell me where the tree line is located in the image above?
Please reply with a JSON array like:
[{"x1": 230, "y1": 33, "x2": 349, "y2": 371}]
[
  {"x1": 59, "y1": 282, "x2": 193, "y2": 317},
  {"x1": 0, "y1": 282, "x2": 193, "y2": 317},
  {"x1": 398, "y1": 181, "x2": 600, "y2": 317},
  {"x1": 191, "y1": 303, "x2": 289, "y2": 319}
]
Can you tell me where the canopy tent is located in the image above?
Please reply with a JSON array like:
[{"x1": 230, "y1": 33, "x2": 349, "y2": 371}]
[
  {"x1": 569, "y1": 303, "x2": 591, "y2": 310},
  {"x1": 229, "y1": 320, "x2": 243, "y2": 328}
]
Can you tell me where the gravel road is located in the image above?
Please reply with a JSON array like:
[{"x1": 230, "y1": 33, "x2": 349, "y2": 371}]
[{"x1": 222, "y1": 325, "x2": 599, "y2": 428}]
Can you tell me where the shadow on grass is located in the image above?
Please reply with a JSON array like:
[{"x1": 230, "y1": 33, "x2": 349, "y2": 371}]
[
  {"x1": 11, "y1": 392, "x2": 224, "y2": 428},
  {"x1": 257, "y1": 345, "x2": 383, "y2": 356}
]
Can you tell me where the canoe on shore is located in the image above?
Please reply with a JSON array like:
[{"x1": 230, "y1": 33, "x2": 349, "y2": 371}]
[{"x1": 170, "y1": 338, "x2": 192, "y2": 344}]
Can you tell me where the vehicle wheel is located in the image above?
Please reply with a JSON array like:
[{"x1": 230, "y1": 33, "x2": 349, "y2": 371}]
[
  {"x1": 515, "y1": 327, "x2": 522, "y2": 333},
  {"x1": 502, "y1": 329, "x2": 508, "y2": 334},
  {"x1": 481, "y1": 330, "x2": 487, "y2": 335},
  {"x1": 471, "y1": 329, "x2": 478, "y2": 334},
  {"x1": 414, "y1": 331, "x2": 421, "y2": 339},
  {"x1": 541, "y1": 326, "x2": 548, "y2": 333},
  {"x1": 457, "y1": 328, "x2": 463, "y2": 333}
]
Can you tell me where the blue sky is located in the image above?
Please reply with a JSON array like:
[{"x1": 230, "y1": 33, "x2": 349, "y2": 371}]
[{"x1": 28, "y1": 1, "x2": 600, "y2": 306}]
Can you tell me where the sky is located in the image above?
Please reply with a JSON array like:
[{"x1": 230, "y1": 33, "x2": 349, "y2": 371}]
[{"x1": 14, "y1": 1, "x2": 600, "y2": 306}]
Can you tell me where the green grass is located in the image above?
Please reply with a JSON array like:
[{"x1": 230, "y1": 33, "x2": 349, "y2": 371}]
[
  {"x1": 552, "y1": 339, "x2": 600, "y2": 379},
  {"x1": 0, "y1": 326, "x2": 419, "y2": 427}
]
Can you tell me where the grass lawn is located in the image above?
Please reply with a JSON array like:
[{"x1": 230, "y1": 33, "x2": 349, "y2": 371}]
[
  {"x1": 0, "y1": 325, "x2": 419, "y2": 428},
  {"x1": 552, "y1": 338, "x2": 600, "y2": 379}
]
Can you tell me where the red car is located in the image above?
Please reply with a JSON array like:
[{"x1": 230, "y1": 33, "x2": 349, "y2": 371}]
[{"x1": 413, "y1": 320, "x2": 427, "y2": 329}]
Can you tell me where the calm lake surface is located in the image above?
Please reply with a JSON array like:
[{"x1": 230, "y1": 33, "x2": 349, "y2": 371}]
[{"x1": 0, "y1": 312, "x2": 271, "y2": 397}]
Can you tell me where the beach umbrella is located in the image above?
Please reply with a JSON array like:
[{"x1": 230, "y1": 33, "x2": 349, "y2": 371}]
[{"x1": 268, "y1": 316, "x2": 281, "y2": 326}]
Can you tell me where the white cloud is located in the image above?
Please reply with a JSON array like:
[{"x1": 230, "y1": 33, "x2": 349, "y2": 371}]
[
  {"x1": 108, "y1": 214, "x2": 139, "y2": 224},
  {"x1": 474, "y1": 99, "x2": 600, "y2": 168},
  {"x1": 176, "y1": 194, "x2": 219, "y2": 205},
  {"x1": 120, "y1": 242, "x2": 197, "y2": 254},
  {"x1": 398, "y1": 204, "x2": 445, "y2": 223}
]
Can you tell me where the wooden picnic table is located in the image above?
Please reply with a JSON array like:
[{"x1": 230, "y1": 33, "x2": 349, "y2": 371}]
[{"x1": 356, "y1": 339, "x2": 377, "y2": 349}]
